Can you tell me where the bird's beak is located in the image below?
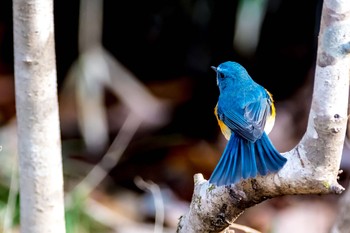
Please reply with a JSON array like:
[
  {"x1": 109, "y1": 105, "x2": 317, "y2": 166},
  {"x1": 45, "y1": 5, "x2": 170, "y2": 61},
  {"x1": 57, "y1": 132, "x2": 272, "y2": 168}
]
[{"x1": 211, "y1": 66, "x2": 217, "y2": 72}]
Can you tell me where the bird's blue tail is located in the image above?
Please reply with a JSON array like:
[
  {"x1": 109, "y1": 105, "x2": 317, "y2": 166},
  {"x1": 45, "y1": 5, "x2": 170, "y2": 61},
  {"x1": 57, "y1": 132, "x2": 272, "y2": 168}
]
[{"x1": 209, "y1": 133, "x2": 287, "y2": 186}]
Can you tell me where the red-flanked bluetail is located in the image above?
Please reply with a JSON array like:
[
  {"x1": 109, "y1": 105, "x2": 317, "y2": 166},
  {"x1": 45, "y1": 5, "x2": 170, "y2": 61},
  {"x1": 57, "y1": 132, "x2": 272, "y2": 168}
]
[{"x1": 209, "y1": 61, "x2": 287, "y2": 186}]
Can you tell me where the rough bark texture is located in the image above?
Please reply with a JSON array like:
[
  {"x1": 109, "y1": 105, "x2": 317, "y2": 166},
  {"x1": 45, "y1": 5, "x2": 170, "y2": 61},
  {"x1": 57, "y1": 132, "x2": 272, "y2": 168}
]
[
  {"x1": 177, "y1": 0, "x2": 350, "y2": 232},
  {"x1": 13, "y1": 0, "x2": 66, "y2": 232}
]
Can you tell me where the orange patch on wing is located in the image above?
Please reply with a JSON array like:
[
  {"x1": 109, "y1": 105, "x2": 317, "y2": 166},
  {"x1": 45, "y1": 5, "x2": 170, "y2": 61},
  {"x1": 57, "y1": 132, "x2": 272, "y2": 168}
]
[
  {"x1": 266, "y1": 90, "x2": 276, "y2": 119},
  {"x1": 265, "y1": 90, "x2": 276, "y2": 135},
  {"x1": 214, "y1": 104, "x2": 231, "y2": 140}
]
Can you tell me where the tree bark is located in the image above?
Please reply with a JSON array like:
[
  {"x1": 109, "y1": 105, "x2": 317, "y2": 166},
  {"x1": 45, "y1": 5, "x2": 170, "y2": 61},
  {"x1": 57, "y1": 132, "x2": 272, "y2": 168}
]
[
  {"x1": 13, "y1": 0, "x2": 66, "y2": 232},
  {"x1": 178, "y1": 0, "x2": 350, "y2": 232}
]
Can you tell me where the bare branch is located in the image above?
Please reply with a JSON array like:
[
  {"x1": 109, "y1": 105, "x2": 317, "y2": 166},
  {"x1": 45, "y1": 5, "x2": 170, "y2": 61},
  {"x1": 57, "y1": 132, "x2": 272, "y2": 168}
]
[
  {"x1": 134, "y1": 177, "x2": 165, "y2": 233},
  {"x1": 69, "y1": 113, "x2": 141, "y2": 197}
]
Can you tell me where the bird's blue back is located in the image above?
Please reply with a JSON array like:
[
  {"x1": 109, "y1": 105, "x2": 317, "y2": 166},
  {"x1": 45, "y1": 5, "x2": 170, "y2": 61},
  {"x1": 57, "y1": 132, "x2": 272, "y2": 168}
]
[{"x1": 215, "y1": 61, "x2": 272, "y2": 142}]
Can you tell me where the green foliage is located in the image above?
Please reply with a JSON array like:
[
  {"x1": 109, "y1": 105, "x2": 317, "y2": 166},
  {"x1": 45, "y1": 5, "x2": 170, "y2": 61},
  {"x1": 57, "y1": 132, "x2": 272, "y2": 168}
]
[
  {"x1": 65, "y1": 191, "x2": 111, "y2": 233},
  {"x1": 0, "y1": 182, "x2": 111, "y2": 233},
  {"x1": 0, "y1": 183, "x2": 20, "y2": 228}
]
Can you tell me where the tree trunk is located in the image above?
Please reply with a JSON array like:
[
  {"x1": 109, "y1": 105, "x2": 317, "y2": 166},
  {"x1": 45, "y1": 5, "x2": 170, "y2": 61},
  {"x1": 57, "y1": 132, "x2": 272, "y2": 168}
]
[
  {"x1": 178, "y1": 0, "x2": 350, "y2": 232},
  {"x1": 13, "y1": 0, "x2": 66, "y2": 232}
]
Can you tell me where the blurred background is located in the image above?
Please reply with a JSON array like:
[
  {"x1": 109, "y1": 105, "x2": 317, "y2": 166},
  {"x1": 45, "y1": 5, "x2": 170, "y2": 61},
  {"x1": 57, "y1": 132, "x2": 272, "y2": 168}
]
[{"x1": 0, "y1": 0, "x2": 349, "y2": 232}]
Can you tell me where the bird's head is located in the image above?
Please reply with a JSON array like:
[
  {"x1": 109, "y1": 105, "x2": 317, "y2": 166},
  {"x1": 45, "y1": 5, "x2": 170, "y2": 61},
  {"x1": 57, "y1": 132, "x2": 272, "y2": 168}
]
[{"x1": 211, "y1": 61, "x2": 250, "y2": 88}]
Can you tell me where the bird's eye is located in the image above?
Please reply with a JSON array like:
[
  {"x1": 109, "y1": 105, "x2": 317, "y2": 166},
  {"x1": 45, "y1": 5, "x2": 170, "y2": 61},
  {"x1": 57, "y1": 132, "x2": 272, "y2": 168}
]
[{"x1": 218, "y1": 72, "x2": 225, "y2": 79}]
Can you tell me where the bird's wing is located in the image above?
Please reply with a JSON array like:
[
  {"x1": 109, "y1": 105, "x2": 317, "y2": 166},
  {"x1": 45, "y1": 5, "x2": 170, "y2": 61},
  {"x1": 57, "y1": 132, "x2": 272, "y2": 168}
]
[{"x1": 217, "y1": 95, "x2": 272, "y2": 142}]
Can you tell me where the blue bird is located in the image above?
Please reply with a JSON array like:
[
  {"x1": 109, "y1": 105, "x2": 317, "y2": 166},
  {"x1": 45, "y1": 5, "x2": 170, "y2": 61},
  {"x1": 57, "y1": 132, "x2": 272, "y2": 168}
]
[{"x1": 209, "y1": 61, "x2": 287, "y2": 186}]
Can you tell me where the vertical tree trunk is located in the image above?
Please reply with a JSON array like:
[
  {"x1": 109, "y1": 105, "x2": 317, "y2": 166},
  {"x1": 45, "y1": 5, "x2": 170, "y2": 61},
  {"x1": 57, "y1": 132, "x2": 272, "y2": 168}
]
[{"x1": 13, "y1": 0, "x2": 66, "y2": 232}]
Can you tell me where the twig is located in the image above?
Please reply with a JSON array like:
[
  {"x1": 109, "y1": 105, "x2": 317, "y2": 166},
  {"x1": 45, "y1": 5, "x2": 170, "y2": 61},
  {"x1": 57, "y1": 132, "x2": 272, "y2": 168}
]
[
  {"x1": 229, "y1": 223, "x2": 261, "y2": 233},
  {"x1": 70, "y1": 113, "x2": 141, "y2": 197},
  {"x1": 134, "y1": 177, "x2": 165, "y2": 233},
  {"x1": 78, "y1": 0, "x2": 103, "y2": 52}
]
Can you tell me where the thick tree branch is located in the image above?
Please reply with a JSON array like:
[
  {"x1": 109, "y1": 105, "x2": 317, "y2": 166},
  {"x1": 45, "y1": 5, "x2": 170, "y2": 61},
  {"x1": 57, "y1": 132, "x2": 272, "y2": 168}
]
[{"x1": 177, "y1": 1, "x2": 350, "y2": 232}]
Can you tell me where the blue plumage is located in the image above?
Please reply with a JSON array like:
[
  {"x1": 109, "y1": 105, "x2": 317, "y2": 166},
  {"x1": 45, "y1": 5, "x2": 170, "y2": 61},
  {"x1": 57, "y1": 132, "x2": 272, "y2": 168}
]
[{"x1": 209, "y1": 61, "x2": 287, "y2": 186}]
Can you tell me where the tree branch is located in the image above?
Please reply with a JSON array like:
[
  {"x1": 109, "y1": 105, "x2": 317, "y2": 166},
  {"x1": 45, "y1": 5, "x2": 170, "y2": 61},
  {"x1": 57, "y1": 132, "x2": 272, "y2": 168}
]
[{"x1": 177, "y1": 0, "x2": 350, "y2": 232}]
